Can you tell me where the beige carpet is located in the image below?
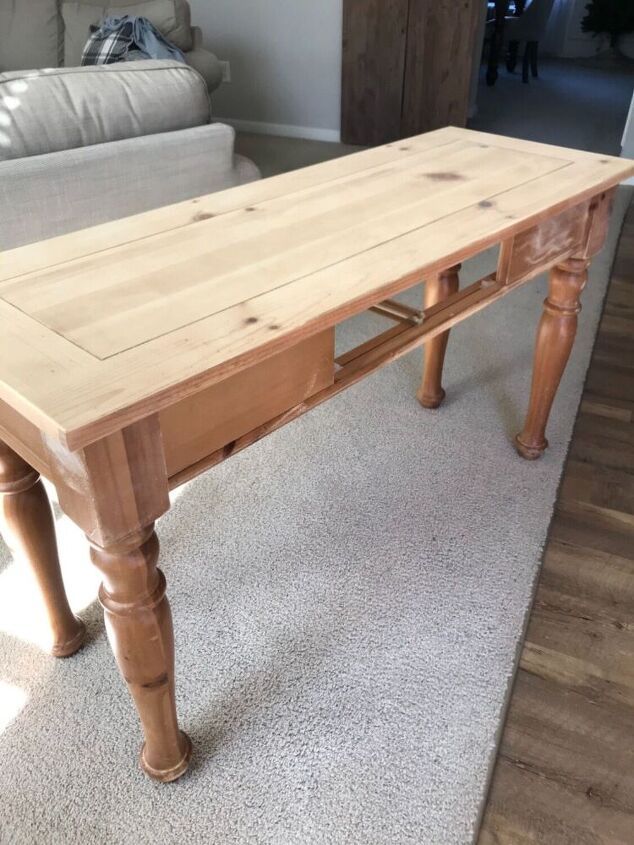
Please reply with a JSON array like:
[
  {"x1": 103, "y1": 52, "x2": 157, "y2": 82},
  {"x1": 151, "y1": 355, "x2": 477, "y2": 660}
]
[{"x1": 0, "y1": 181, "x2": 630, "y2": 842}]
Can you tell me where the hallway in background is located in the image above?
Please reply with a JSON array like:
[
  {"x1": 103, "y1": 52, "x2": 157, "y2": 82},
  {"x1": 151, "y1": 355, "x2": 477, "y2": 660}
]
[
  {"x1": 470, "y1": 55, "x2": 633, "y2": 155},
  {"x1": 236, "y1": 56, "x2": 632, "y2": 178}
]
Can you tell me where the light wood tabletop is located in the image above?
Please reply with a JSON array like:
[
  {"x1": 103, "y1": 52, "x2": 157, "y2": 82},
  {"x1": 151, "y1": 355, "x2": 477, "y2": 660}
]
[
  {"x1": 0, "y1": 127, "x2": 632, "y2": 783},
  {"x1": 0, "y1": 127, "x2": 631, "y2": 450}
]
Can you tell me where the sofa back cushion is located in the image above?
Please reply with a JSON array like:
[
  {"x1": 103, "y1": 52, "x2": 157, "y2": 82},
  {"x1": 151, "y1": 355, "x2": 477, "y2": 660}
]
[
  {"x1": 62, "y1": 0, "x2": 192, "y2": 66},
  {"x1": 0, "y1": 60, "x2": 210, "y2": 161},
  {"x1": 0, "y1": 0, "x2": 63, "y2": 71}
]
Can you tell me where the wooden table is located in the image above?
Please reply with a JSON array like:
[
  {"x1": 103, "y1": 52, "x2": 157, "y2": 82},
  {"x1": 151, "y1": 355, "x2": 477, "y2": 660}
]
[{"x1": 0, "y1": 128, "x2": 631, "y2": 782}]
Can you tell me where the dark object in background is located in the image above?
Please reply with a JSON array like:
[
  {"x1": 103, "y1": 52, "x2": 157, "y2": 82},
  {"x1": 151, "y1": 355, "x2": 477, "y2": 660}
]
[
  {"x1": 341, "y1": 0, "x2": 482, "y2": 146},
  {"x1": 582, "y1": 0, "x2": 634, "y2": 49}
]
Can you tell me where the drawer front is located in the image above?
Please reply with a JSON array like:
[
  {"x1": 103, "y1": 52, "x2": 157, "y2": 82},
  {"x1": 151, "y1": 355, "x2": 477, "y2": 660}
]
[
  {"x1": 161, "y1": 329, "x2": 334, "y2": 479},
  {"x1": 498, "y1": 202, "x2": 589, "y2": 285}
]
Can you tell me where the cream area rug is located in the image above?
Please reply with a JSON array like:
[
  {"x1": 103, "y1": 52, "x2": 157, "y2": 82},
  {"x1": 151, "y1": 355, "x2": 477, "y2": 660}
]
[{"x1": 0, "y1": 188, "x2": 630, "y2": 845}]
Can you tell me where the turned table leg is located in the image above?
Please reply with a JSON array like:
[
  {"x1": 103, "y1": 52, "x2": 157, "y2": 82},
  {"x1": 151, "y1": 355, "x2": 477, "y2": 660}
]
[
  {"x1": 89, "y1": 525, "x2": 191, "y2": 782},
  {"x1": 0, "y1": 440, "x2": 85, "y2": 656},
  {"x1": 47, "y1": 416, "x2": 189, "y2": 781},
  {"x1": 417, "y1": 264, "x2": 460, "y2": 408},
  {"x1": 516, "y1": 257, "x2": 589, "y2": 460}
]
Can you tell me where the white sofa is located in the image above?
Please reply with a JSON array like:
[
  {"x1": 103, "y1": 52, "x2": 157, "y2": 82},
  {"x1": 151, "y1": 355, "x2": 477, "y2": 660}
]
[
  {"x1": 0, "y1": 60, "x2": 260, "y2": 249},
  {"x1": 0, "y1": 1, "x2": 261, "y2": 250},
  {"x1": 0, "y1": 0, "x2": 223, "y2": 92}
]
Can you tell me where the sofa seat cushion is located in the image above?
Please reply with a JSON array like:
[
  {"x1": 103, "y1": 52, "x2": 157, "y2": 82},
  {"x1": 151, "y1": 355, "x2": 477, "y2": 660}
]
[
  {"x1": 0, "y1": 0, "x2": 62, "y2": 71},
  {"x1": 62, "y1": 0, "x2": 193, "y2": 67},
  {"x1": 0, "y1": 61, "x2": 210, "y2": 161}
]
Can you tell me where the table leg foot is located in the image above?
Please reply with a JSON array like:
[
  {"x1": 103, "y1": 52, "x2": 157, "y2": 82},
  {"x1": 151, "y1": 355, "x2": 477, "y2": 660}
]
[
  {"x1": 0, "y1": 440, "x2": 86, "y2": 657},
  {"x1": 417, "y1": 264, "x2": 460, "y2": 410},
  {"x1": 514, "y1": 433, "x2": 548, "y2": 461},
  {"x1": 141, "y1": 731, "x2": 192, "y2": 782},
  {"x1": 90, "y1": 526, "x2": 190, "y2": 782},
  {"x1": 418, "y1": 387, "x2": 446, "y2": 410},
  {"x1": 51, "y1": 622, "x2": 88, "y2": 657},
  {"x1": 516, "y1": 258, "x2": 588, "y2": 460}
]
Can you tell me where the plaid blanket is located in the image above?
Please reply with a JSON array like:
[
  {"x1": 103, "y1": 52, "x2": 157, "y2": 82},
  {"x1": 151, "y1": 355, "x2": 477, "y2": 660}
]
[
  {"x1": 81, "y1": 15, "x2": 185, "y2": 65},
  {"x1": 82, "y1": 19, "x2": 134, "y2": 65}
]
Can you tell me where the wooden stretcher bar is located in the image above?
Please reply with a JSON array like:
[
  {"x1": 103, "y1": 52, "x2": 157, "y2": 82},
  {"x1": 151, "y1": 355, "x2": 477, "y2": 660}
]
[{"x1": 168, "y1": 271, "x2": 520, "y2": 489}]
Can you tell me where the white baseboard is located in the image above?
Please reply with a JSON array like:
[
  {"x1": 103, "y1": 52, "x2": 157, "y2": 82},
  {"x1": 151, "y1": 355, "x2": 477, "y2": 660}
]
[{"x1": 214, "y1": 116, "x2": 341, "y2": 144}]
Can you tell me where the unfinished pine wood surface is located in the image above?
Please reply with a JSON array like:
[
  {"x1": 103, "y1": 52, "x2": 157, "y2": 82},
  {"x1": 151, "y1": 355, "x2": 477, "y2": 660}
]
[
  {"x1": 160, "y1": 329, "x2": 334, "y2": 478},
  {"x1": 0, "y1": 127, "x2": 631, "y2": 451},
  {"x1": 478, "y1": 203, "x2": 634, "y2": 845},
  {"x1": 1, "y1": 129, "x2": 632, "y2": 785}
]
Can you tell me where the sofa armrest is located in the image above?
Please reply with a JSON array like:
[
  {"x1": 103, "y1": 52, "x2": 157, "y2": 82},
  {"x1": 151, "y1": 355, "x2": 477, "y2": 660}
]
[
  {"x1": 0, "y1": 123, "x2": 261, "y2": 249},
  {"x1": 185, "y1": 38, "x2": 223, "y2": 94}
]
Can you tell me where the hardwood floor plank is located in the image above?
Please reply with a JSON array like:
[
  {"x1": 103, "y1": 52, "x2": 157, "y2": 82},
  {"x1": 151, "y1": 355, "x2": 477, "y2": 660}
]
[
  {"x1": 579, "y1": 398, "x2": 633, "y2": 423},
  {"x1": 560, "y1": 459, "x2": 634, "y2": 513},
  {"x1": 585, "y1": 363, "x2": 634, "y2": 404},
  {"x1": 540, "y1": 540, "x2": 634, "y2": 610},
  {"x1": 482, "y1": 673, "x2": 634, "y2": 844},
  {"x1": 550, "y1": 499, "x2": 634, "y2": 559}
]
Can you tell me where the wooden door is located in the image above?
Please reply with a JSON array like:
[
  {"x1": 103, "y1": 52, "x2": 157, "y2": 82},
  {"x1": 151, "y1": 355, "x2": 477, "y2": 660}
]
[
  {"x1": 341, "y1": 0, "x2": 409, "y2": 147},
  {"x1": 341, "y1": 0, "x2": 482, "y2": 146}
]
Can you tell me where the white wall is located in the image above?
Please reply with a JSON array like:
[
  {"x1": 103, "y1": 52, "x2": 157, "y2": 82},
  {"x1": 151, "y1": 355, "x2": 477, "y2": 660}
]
[
  {"x1": 622, "y1": 89, "x2": 634, "y2": 185},
  {"x1": 541, "y1": 0, "x2": 571, "y2": 54},
  {"x1": 623, "y1": 91, "x2": 634, "y2": 157},
  {"x1": 189, "y1": 0, "x2": 343, "y2": 140},
  {"x1": 542, "y1": 0, "x2": 608, "y2": 58}
]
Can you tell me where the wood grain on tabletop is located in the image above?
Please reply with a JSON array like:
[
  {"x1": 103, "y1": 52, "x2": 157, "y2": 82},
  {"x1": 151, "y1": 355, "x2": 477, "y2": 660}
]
[{"x1": 0, "y1": 127, "x2": 631, "y2": 450}]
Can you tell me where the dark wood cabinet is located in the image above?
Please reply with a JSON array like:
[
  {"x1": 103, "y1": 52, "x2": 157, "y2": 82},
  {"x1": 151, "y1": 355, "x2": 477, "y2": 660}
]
[{"x1": 342, "y1": 0, "x2": 482, "y2": 146}]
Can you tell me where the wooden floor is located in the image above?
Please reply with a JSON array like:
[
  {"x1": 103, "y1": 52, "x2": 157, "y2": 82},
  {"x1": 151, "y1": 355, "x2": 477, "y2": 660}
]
[{"x1": 478, "y1": 202, "x2": 634, "y2": 843}]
